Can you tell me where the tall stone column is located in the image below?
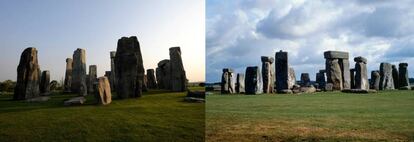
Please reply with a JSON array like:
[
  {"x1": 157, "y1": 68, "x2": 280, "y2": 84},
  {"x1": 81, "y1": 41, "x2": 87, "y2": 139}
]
[
  {"x1": 40, "y1": 70, "x2": 50, "y2": 94},
  {"x1": 156, "y1": 59, "x2": 170, "y2": 89},
  {"x1": 88, "y1": 65, "x2": 97, "y2": 93},
  {"x1": 169, "y1": 47, "x2": 187, "y2": 92},
  {"x1": 64, "y1": 58, "x2": 73, "y2": 93},
  {"x1": 350, "y1": 69, "x2": 355, "y2": 89},
  {"x1": 300, "y1": 73, "x2": 310, "y2": 87},
  {"x1": 354, "y1": 56, "x2": 369, "y2": 90},
  {"x1": 235, "y1": 73, "x2": 245, "y2": 93},
  {"x1": 71, "y1": 48, "x2": 87, "y2": 96},
  {"x1": 398, "y1": 63, "x2": 411, "y2": 90},
  {"x1": 261, "y1": 56, "x2": 274, "y2": 93},
  {"x1": 324, "y1": 51, "x2": 349, "y2": 90},
  {"x1": 370, "y1": 70, "x2": 380, "y2": 90},
  {"x1": 275, "y1": 50, "x2": 289, "y2": 93},
  {"x1": 14, "y1": 47, "x2": 41, "y2": 100},
  {"x1": 340, "y1": 59, "x2": 351, "y2": 89},
  {"x1": 221, "y1": 68, "x2": 234, "y2": 94},
  {"x1": 315, "y1": 70, "x2": 326, "y2": 89},
  {"x1": 146, "y1": 69, "x2": 157, "y2": 89},
  {"x1": 392, "y1": 65, "x2": 399, "y2": 88},
  {"x1": 379, "y1": 62, "x2": 394, "y2": 90},
  {"x1": 110, "y1": 51, "x2": 117, "y2": 91},
  {"x1": 245, "y1": 66, "x2": 262, "y2": 94}
]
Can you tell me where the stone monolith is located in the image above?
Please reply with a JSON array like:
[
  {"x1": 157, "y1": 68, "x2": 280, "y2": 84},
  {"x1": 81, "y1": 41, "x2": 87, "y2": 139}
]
[{"x1": 14, "y1": 47, "x2": 41, "y2": 100}]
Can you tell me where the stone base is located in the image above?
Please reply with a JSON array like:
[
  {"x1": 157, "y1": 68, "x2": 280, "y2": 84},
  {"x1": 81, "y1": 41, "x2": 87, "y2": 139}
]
[
  {"x1": 64, "y1": 96, "x2": 86, "y2": 106},
  {"x1": 26, "y1": 96, "x2": 50, "y2": 102},
  {"x1": 277, "y1": 89, "x2": 293, "y2": 94},
  {"x1": 399, "y1": 86, "x2": 411, "y2": 90}
]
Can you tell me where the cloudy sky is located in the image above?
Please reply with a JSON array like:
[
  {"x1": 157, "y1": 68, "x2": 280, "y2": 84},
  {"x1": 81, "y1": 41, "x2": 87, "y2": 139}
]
[
  {"x1": 0, "y1": 0, "x2": 205, "y2": 82},
  {"x1": 206, "y1": 0, "x2": 414, "y2": 83}
]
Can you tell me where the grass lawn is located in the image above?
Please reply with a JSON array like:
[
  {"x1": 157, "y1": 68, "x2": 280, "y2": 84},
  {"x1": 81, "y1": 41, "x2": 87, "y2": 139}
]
[
  {"x1": 206, "y1": 90, "x2": 414, "y2": 142},
  {"x1": 0, "y1": 87, "x2": 205, "y2": 142}
]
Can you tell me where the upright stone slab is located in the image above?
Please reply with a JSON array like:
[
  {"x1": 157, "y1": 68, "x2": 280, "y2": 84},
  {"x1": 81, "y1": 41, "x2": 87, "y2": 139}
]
[
  {"x1": 370, "y1": 70, "x2": 380, "y2": 90},
  {"x1": 110, "y1": 51, "x2": 117, "y2": 91},
  {"x1": 71, "y1": 48, "x2": 87, "y2": 96},
  {"x1": 379, "y1": 62, "x2": 394, "y2": 90},
  {"x1": 169, "y1": 47, "x2": 187, "y2": 92},
  {"x1": 340, "y1": 59, "x2": 351, "y2": 89},
  {"x1": 146, "y1": 69, "x2": 157, "y2": 89},
  {"x1": 275, "y1": 50, "x2": 289, "y2": 92},
  {"x1": 143, "y1": 75, "x2": 148, "y2": 92},
  {"x1": 221, "y1": 68, "x2": 234, "y2": 94},
  {"x1": 94, "y1": 76, "x2": 112, "y2": 105},
  {"x1": 88, "y1": 65, "x2": 97, "y2": 93},
  {"x1": 14, "y1": 47, "x2": 41, "y2": 100},
  {"x1": 261, "y1": 56, "x2": 274, "y2": 93},
  {"x1": 398, "y1": 63, "x2": 411, "y2": 90},
  {"x1": 115, "y1": 36, "x2": 145, "y2": 99},
  {"x1": 288, "y1": 68, "x2": 296, "y2": 89},
  {"x1": 315, "y1": 70, "x2": 326, "y2": 89},
  {"x1": 324, "y1": 51, "x2": 350, "y2": 90},
  {"x1": 64, "y1": 58, "x2": 73, "y2": 92},
  {"x1": 392, "y1": 65, "x2": 399, "y2": 88},
  {"x1": 245, "y1": 66, "x2": 262, "y2": 94},
  {"x1": 235, "y1": 73, "x2": 245, "y2": 93},
  {"x1": 40, "y1": 70, "x2": 50, "y2": 94},
  {"x1": 350, "y1": 69, "x2": 356, "y2": 89},
  {"x1": 300, "y1": 73, "x2": 310, "y2": 87},
  {"x1": 354, "y1": 56, "x2": 369, "y2": 90},
  {"x1": 156, "y1": 59, "x2": 171, "y2": 89}
]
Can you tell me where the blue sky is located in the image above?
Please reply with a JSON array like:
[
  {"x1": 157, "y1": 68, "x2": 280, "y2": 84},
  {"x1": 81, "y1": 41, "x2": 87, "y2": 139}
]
[
  {"x1": 206, "y1": 0, "x2": 414, "y2": 83},
  {"x1": 0, "y1": 0, "x2": 205, "y2": 82}
]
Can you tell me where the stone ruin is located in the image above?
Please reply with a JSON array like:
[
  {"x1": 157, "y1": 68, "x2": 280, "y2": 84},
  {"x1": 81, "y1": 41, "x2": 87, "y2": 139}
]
[
  {"x1": 143, "y1": 75, "x2": 148, "y2": 92},
  {"x1": 324, "y1": 51, "x2": 351, "y2": 91},
  {"x1": 398, "y1": 63, "x2": 411, "y2": 90},
  {"x1": 88, "y1": 65, "x2": 97, "y2": 93},
  {"x1": 275, "y1": 50, "x2": 290, "y2": 93},
  {"x1": 245, "y1": 66, "x2": 262, "y2": 94},
  {"x1": 64, "y1": 58, "x2": 73, "y2": 93},
  {"x1": 221, "y1": 68, "x2": 234, "y2": 94},
  {"x1": 261, "y1": 56, "x2": 274, "y2": 93},
  {"x1": 14, "y1": 47, "x2": 41, "y2": 100},
  {"x1": 146, "y1": 69, "x2": 157, "y2": 89},
  {"x1": 300, "y1": 73, "x2": 311, "y2": 87},
  {"x1": 392, "y1": 65, "x2": 399, "y2": 88},
  {"x1": 156, "y1": 59, "x2": 170, "y2": 90},
  {"x1": 315, "y1": 70, "x2": 326, "y2": 89},
  {"x1": 235, "y1": 73, "x2": 245, "y2": 93},
  {"x1": 40, "y1": 70, "x2": 50, "y2": 94},
  {"x1": 71, "y1": 48, "x2": 87, "y2": 96},
  {"x1": 370, "y1": 70, "x2": 380, "y2": 90},
  {"x1": 350, "y1": 68, "x2": 356, "y2": 89},
  {"x1": 155, "y1": 47, "x2": 188, "y2": 92},
  {"x1": 110, "y1": 51, "x2": 117, "y2": 91},
  {"x1": 379, "y1": 62, "x2": 395, "y2": 90},
  {"x1": 94, "y1": 76, "x2": 112, "y2": 105},
  {"x1": 354, "y1": 56, "x2": 369, "y2": 90},
  {"x1": 114, "y1": 36, "x2": 145, "y2": 99}
]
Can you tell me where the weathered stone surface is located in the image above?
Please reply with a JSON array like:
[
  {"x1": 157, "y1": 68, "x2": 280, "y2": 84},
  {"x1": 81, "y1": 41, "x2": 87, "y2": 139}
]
[
  {"x1": 288, "y1": 67, "x2": 296, "y2": 89},
  {"x1": 350, "y1": 69, "x2": 356, "y2": 89},
  {"x1": 245, "y1": 66, "x2": 262, "y2": 94},
  {"x1": 14, "y1": 47, "x2": 41, "y2": 100},
  {"x1": 300, "y1": 85, "x2": 316, "y2": 93},
  {"x1": 64, "y1": 58, "x2": 73, "y2": 92},
  {"x1": 221, "y1": 68, "x2": 234, "y2": 94},
  {"x1": 169, "y1": 47, "x2": 187, "y2": 92},
  {"x1": 325, "y1": 83, "x2": 333, "y2": 91},
  {"x1": 71, "y1": 48, "x2": 87, "y2": 96},
  {"x1": 115, "y1": 36, "x2": 145, "y2": 99},
  {"x1": 143, "y1": 75, "x2": 148, "y2": 92},
  {"x1": 300, "y1": 73, "x2": 310, "y2": 87},
  {"x1": 324, "y1": 51, "x2": 349, "y2": 59},
  {"x1": 156, "y1": 59, "x2": 171, "y2": 89},
  {"x1": 324, "y1": 51, "x2": 350, "y2": 90},
  {"x1": 326, "y1": 59, "x2": 342, "y2": 90},
  {"x1": 235, "y1": 73, "x2": 245, "y2": 93},
  {"x1": 354, "y1": 56, "x2": 369, "y2": 90},
  {"x1": 315, "y1": 70, "x2": 326, "y2": 89},
  {"x1": 340, "y1": 59, "x2": 351, "y2": 89},
  {"x1": 94, "y1": 77, "x2": 112, "y2": 105},
  {"x1": 49, "y1": 80, "x2": 58, "y2": 91},
  {"x1": 40, "y1": 70, "x2": 50, "y2": 94},
  {"x1": 398, "y1": 63, "x2": 410, "y2": 90},
  {"x1": 261, "y1": 56, "x2": 274, "y2": 93},
  {"x1": 110, "y1": 51, "x2": 117, "y2": 91},
  {"x1": 275, "y1": 50, "x2": 289, "y2": 92},
  {"x1": 379, "y1": 63, "x2": 395, "y2": 90},
  {"x1": 392, "y1": 65, "x2": 399, "y2": 88},
  {"x1": 88, "y1": 65, "x2": 97, "y2": 93},
  {"x1": 64, "y1": 96, "x2": 86, "y2": 106},
  {"x1": 370, "y1": 70, "x2": 380, "y2": 90},
  {"x1": 146, "y1": 69, "x2": 157, "y2": 89}
]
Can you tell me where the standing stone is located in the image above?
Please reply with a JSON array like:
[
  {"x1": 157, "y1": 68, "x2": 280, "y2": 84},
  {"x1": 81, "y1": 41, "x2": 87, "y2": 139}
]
[
  {"x1": 235, "y1": 73, "x2": 245, "y2": 93},
  {"x1": 40, "y1": 70, "x2": 50, "y2": 94},
  {"x1": 14, "y1": 47, "x2": 41, "y2": 100},
  {"x1": 169, "y1": 47, "x2": 187, "y2": 92},
  {"x1": 221, "y1": 68, "x2": 234, "y2": 94},
  {"x1": 315, "y1": 70, "x2": 326, "y2": 89},
  {"x1": 398, "y1": 63, "x2": 411, "y2": 90},
  {"x1": 88, "y1": 65, "x2": 97, "y2": 93},
  {"x1": 379, "y1": 62, "x2": 395, "y2": 90},
  {"x1": 94, "y1": 76, "x2": 112, "y2": 105},
  {"x1": 370, "y1": 70, "x2": 380, "y2": 90},
  {"x1": 71, "y1": 48, "x2": 87, "y2": 96},
  {"x1": 115, "y1": 36, "x2": 145, "y2": 99},
  {"x1": 354, "y1": 56, "x2": 369, "y2": 90},
  {"x1": 275, "y1": 50, "x2": 289, "y2": 92},
  {"x1": 64, "y1": 58, "x2": 73, "y2": 92},
  {"x1": 156, "y1": 59, "x2": 171, "y2": 89},
  {"x1": 261, "y1": 56, "x2": 274, "y2": 93},
  {"x1": 146, "y1": 69, "x2": 157, "y2": 89},
  {"x1": 340, "y1": 59, "x2": 351, "y2": 90},
  {"x1": 143, "y1": 75, "x2": 148, "y2": 92},
  {"x1": 245, "y1": 66, "x2": 262, "y2": 94},
  {"x1": 110, "y1": 51, "x2": 117, "y2": 91},
  {"x1": 392, "y1": 65, "x2": 399, "y2": 88},
  {"x1": 324, "y1": 51, "x2": 350, "y2": 90},
  {"x1": 288, "y1": 67, "x2": 296, "y2": 89},
  {"x1": 350, "y1": 69, "x2": 356, "y2": 89},
  {"x1": 300, "y1": 73, "x2": 310, "y2": 87}
]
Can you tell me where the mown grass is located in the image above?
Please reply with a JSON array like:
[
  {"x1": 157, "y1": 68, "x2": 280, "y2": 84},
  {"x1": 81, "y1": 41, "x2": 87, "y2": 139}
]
[
  {"x1": 206, "y1": 90, "x2": 414, "y2": 142},
  {"x1": 0, "y1": 87, "x2": 204, "y2": 142}
]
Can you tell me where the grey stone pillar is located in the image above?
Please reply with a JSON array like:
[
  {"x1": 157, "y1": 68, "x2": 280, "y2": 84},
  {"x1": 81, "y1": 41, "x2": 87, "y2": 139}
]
[
  {"x1": 354, "y1": 56, "x2": 369, "y2": 90},
  {"x1": 221, "y1": 68, "x2": 234, "y2": 94}
]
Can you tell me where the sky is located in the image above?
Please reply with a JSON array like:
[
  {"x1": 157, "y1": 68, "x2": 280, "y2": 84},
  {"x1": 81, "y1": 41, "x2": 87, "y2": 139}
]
[
  {"x1": 0, "y1": 0, "x2": 205, "y2": 82},
  {"x1": 206, "y1": 0, "x2": 414, "y2": 83}
]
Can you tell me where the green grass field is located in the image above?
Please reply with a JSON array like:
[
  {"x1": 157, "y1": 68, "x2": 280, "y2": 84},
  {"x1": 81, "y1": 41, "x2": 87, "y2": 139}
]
[
  {"x1": 206, "y1": 90, "x2": 414, "y2": 142},
  {"x1": 0, "y1": 87, "x2": 204, "y2": 142}
]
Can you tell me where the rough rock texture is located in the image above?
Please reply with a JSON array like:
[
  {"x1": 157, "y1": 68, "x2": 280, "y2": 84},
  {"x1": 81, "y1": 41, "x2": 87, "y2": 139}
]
[
  {"x1": 398, "y1": 63, "x2": 411, "y2": 90},
  {"x1": 288, "y1": 68, "x2": 296, "y2": 89},
  {"x1": 324, "y1": 51, "x2": 350, "y2": 90},
  {"x1": 235, "y1": 73, "x2": 245, "y2": 93},
  {"x1": 40, "y1": 70, "x2": 50, "y2": 94},
  {"x1": 379, "y1": 63, "x2": 395, "y2": 90},
  {"x1": 340, "y1": 59, "x2": 351, "y2": 90},
  {"x1": 300, "y1": 73, "x2": 311, "y2": 87},
  {"x1": 354, "y1": 56, "x2": 369, "y2": 90},
  {"x1": 14, "y1": 47, "x2": 41, "y2": 100},
  {"x1": 94, "y1": 77, "x2": 112, "y2": 105},
  {"x1": 88, "y1": 65, "x2": 97, "y2": 93},
  {"x1": 315, "y1": 70, "x2": 326, "y2": 89},
  {"x1": 326, "y1": 59, "x2": 342, "y2": 90},
  {"x1": 325, "y1": 83, "x2": 334, "y2": 91},
  {"x1": 146, "y1": 69, "x2": 157, "y2": 89},
  {"x1": 156, "y1": 59, "x2": 170, "y2": 89},
  {"x1": 221, "y1": 68, "x2": 234, "y2": 94},
  {"x1": 49, "y1": 80, "x2": 58, "y2": 91},
  {"x1": 392, "y1": 65, "x2": 399, "y2": 88},
  {"x1": 169, "y1": 47, "x2": 187, "y2": 92},
  {"x1": 261, "y1": 56, "x2": 274, "y2": 93},
  {"x1": 350, "y1": 69, "x2": 356, "y2": 89},
  {"x1": 143, "y1": 75, "x2": 148, "y2": 92},
  {"x1": 275, "y1": 50, "x2": 289, "y2": 92},
  {"x1": 64, "y1": 58, "x2": 73, "y2": 92},
  {"x1": 370, "y1": 70, "x2": 380, "y2": 90},
  {"x1": 115, "y1": 36, "x2": 145, "y2": 99},
  {"x1": 110, "y1": 51, "x2": 117, "y2": 91},
  {"x1": 300, "y1": 85, "x2": 316, "y2": 93},
  {"x1": 245, "y1": 66, "x2": 262, "y2": 94},
  {"x1": 64, "y1": 96, "x2": 86, "y2": 106},
  {"x1": 71, "y1": 48, "x2": 87, "y2": 96}
]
